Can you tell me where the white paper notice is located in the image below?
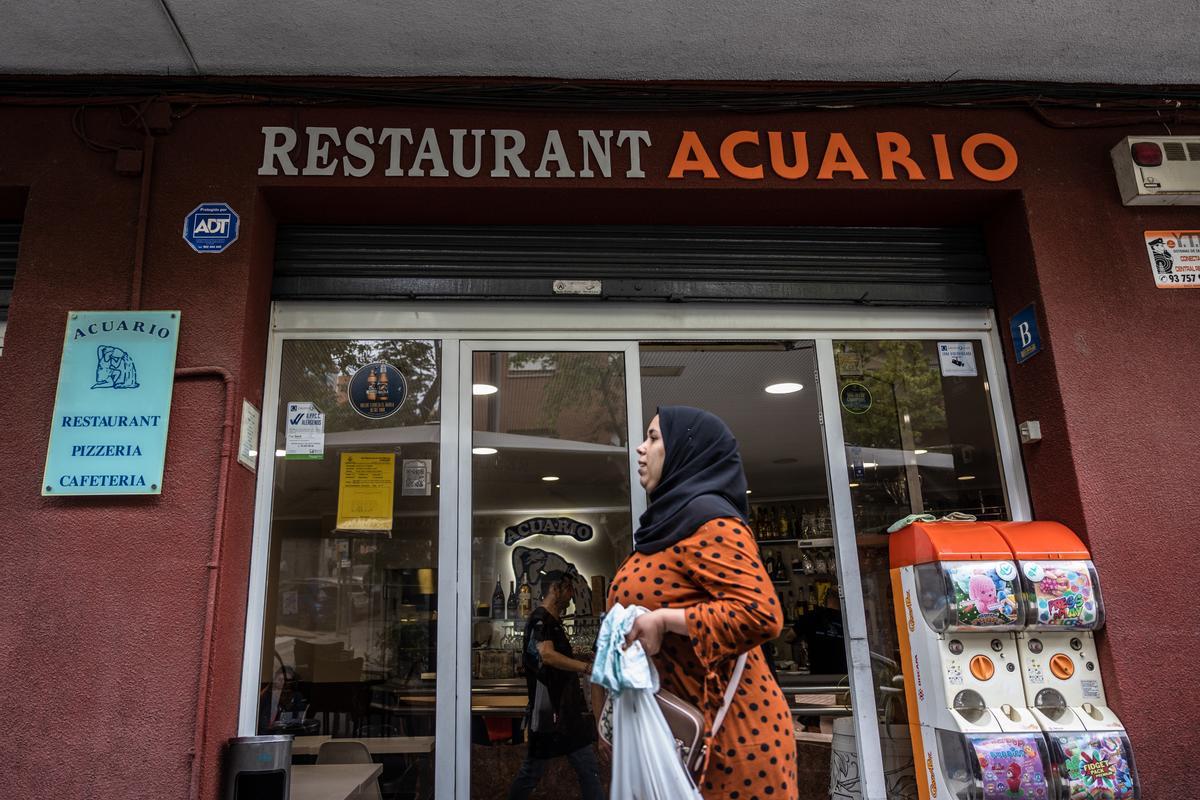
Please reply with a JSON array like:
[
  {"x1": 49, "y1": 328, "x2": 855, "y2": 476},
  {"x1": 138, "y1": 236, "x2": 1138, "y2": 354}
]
[
  {"x1": 402, "y1": 458, "x2": 432, "y2": 496},
  {"x1": 285, "y1": 402, "x2": 325, "y2": 460},
  {"x1": 937, "y1": 342, "x2": 978, "y2": 377},
  {"x1": 237, "y1": 400, "x2": 260, "y2": 472}
]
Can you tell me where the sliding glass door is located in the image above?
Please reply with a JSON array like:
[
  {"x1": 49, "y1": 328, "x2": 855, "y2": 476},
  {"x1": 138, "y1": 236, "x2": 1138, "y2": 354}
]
[{"x1": 241, "y1": 304, "x2": 1029, "y2": 800}]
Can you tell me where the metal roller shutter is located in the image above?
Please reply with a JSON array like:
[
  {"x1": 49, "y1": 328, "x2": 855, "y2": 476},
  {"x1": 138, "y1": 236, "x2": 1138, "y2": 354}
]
[
  {"x1": 273, "y1": 225, "x2": 992, "y2": 306},
  {"x1": 0, "y1": 222, "x2": 19, "y2": 321}
]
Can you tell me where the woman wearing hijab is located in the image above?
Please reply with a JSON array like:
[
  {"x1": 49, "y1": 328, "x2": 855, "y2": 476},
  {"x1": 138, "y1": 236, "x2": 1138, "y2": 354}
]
[{"x1": 608, "y1": 406, "x2": 798, "y2": 800}]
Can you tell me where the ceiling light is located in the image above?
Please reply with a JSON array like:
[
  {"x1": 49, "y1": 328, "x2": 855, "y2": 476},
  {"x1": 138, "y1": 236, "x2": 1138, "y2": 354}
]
[
  {"x1": 248, "y1": 450, "x2": 258, "y2": 458},
  {"x1": 957, "y1": 475, "x2": 976, "y2": 481},
  {"x1": 472, "y1": 447, "x2": 498, "y2": 455},
  {"x1": 542, "y1": 475, "x2": 559, "y2": 482},
  {"x1": 745, "y1": 489, "x2": 752, "y2": 494},
  {"x1": 275, "y1": 449, "x2": 287, "y2": 457},
  {"x1": 863, "y1": 462, "x2": 878, "y2": 469},
  {"x1": 764, "y1": 382, "x2": 804, "y2": 394},
  {"x1": 848, "y1": 482, "x2": 860, "y2": 488},
  {"x1": 473, "y1": 383, "x2": 498, "y2": 395},
  {"x1": 913, "y1": 449, "x2": 928, "y2": 455}
]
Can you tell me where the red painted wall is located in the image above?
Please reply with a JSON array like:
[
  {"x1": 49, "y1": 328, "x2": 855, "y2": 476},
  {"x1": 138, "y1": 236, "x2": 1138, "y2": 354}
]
[{"x1": 0, "y1": 98, "x2": 1195, "y2": 799}]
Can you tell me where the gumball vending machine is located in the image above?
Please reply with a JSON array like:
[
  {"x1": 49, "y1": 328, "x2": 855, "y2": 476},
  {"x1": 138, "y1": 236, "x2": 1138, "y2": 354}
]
[
  {"x1": 991, "y1": 521, "x2": 1140, "y2": 799},
  {"x1": 890, "y1": 521, "x2": 1053, "y2": 800}
]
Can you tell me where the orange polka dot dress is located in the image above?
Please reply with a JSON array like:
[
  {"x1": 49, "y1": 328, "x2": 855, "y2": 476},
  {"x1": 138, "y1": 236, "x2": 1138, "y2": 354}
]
[{"x1": 607, "y1": 517, "x2": 798, "y2": 800}]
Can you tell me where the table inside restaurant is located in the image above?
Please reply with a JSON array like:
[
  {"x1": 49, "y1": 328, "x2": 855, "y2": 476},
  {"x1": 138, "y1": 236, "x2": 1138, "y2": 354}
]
[{"x1": 290, "y1": 764, "x2": 383, "y2": 800}]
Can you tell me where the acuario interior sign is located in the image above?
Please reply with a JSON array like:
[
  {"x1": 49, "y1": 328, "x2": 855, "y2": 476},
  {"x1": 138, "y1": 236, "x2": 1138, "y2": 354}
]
[{"x1": 258, "y1": 126, "x2": 1018, "y2": 182}]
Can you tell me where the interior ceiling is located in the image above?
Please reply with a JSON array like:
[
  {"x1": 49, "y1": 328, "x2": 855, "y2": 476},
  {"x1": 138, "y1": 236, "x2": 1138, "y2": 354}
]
[
  {"x1": 639, "y1": 344, "x2": 828, "y2": 500},
  {"x1": 2, "y1": 1, "x2": 1194, "y2": 84}
]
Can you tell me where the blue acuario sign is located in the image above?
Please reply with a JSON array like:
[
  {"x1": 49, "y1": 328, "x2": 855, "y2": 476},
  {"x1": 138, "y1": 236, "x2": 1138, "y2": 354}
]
[{"x1": 42, "y1": 311, "x2": 181, "y2": 495}]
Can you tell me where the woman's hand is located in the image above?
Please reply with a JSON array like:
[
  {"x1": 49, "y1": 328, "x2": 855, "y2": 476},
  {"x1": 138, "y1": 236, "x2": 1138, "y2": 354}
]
[{"x1": 624, "y1": 608, "x2": 687, "y2": 656}]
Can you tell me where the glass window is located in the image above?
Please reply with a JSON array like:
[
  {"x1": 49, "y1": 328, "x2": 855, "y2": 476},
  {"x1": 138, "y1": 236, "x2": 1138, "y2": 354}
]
[
  {"x1": 469, "y1": 350, "x2": 632, "y2": 796},
  {"x1": 640, "y1": 342, "x2": 849, "y2": 800},
  {"x1": 256, "y1": 339, "x2": 442, "y2": 797},
  {"x1": 834, "y1": 339, "x2": 1009, "y2": 734}
]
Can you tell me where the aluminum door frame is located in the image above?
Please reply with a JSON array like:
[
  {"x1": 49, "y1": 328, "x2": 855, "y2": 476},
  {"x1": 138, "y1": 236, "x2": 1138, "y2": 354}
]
[
  {"x1": 247, "y1": 301, "x2": 1033, "y2": 800},
  {"x1": 238, "y1": 322, "x2": 465, "y2": 798},
  {"x1": 455, "y1": 339, "x2": 642, "y2": 800}
]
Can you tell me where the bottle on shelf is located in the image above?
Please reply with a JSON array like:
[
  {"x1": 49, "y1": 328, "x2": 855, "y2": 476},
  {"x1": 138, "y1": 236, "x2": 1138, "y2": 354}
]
[
  {"x1": 506, "y1": 580, "x2": 517, "y2": 620},
  {"x1": 490, "y1": 575, "x2": 505, "y2": 619},
  {"x1": 517, "y1": 575, "x2": 532, "y2": 618},
  {"x1": 779, "y1": 507, "x2": 790, "y2": 539}
]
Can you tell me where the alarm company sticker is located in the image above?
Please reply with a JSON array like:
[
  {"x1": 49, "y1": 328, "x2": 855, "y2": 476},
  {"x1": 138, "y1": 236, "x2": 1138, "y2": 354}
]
[{"x1": 1144, "y1": 230, "x2": 1200, "y2": 288}]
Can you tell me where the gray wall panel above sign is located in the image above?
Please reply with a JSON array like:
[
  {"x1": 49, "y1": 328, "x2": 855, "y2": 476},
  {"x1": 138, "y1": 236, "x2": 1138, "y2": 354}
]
[{"x1": 273, "y1": 225, "x2": 992, "y2": 306}]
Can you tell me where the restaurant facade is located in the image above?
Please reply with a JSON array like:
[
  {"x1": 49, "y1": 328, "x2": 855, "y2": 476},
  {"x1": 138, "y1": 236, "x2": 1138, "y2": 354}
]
[{"x1": 0, "y1": 83, "x2": 1197, "y2": 800}]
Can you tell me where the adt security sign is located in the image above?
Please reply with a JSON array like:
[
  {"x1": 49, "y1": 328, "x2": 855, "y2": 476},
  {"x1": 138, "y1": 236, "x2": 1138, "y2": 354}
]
[
  {"x1": 1009, "y1": 303, "x2": 1043, "y2": 364},
  {"x1": 183, "y1": 203, "x2": 239, "y2": 253}
]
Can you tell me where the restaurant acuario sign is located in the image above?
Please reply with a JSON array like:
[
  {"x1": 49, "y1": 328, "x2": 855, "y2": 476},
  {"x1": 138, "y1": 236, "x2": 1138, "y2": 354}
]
[{"x1": 259, "y1": 125, "x2": 1018, "y2": 183}]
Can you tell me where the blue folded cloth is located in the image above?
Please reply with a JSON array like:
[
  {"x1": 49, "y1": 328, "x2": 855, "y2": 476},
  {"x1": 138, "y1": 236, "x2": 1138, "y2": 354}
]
[{"x1": 591, "y1": 603, "x2": 658, "y2": 695}]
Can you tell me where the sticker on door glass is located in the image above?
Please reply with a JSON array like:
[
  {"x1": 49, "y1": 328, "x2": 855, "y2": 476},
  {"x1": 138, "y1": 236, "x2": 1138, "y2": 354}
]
[
  {"x1": 1144, "y1": 230, "x2": 1200, "y2": 288},
  {"x1": 937, "y1": 341, "x2": 978, "y2": 377},
  {"x1": 347, "y1": 362, "x2": 408, "y2": 420},
  {"x1": 840, "y1": 382, "x2": 873, "y2": 414},
  {"x1": 285, "y1": 402, "x2": 325, "y2": 460}
]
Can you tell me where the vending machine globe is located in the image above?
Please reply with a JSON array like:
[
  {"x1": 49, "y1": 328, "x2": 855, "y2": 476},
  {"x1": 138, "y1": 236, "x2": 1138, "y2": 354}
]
[
  {"x1": 991, "y1": 521, "x2": 1140, "y2": 799},
  {"x1": 890, "y1": 521, "x2": 1052, "y2": 800}
]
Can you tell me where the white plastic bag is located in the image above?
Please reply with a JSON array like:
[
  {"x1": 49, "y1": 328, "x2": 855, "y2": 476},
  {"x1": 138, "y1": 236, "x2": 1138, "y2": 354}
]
[{"x1": 593, "y1": 604, "x2": 703, "y2": 800}]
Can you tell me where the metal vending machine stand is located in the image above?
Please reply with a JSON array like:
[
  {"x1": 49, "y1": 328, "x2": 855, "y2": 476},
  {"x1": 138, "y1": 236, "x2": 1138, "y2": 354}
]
[
  {"x1": 890, "y1": 521, "x2": 1053, "y2": 800},
  {"x1": 992, "y1": 521, "x2": 1140, "y2": 799}
]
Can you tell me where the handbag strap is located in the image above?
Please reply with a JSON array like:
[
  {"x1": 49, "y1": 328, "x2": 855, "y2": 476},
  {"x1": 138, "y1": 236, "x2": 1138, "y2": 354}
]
[{"x1": 711, "y1": 651, "x2": 749, "y2": 737}]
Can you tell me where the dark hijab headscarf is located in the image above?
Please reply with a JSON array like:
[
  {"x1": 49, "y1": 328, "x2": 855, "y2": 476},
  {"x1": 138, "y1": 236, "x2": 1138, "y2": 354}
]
[{"x1": 633, "y1": 406, "x2": 750, "y2": 554}]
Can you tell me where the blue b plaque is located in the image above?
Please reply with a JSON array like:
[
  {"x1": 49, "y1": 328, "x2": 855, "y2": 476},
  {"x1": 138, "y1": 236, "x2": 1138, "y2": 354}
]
[{"x1": 42, "y1": 311, "x2": 181, "y2": 495}]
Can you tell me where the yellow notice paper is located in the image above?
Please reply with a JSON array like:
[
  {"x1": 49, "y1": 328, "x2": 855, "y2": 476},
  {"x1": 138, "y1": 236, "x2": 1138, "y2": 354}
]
[{"x1": 336, "y1": 452, "x2": 395, "y2": 531}]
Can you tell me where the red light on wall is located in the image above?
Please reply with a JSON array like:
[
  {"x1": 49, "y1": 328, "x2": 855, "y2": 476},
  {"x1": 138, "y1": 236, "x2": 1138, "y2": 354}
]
[{"x1": 1131, "y1": 142, "x2": 1163, "y2": 167}]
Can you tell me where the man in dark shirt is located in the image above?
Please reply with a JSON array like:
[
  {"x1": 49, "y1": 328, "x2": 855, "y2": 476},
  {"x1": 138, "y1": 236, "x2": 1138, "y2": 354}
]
[
  {"x1": 508, "y1": 571, "x2": 602, "y2": 800},
  {"x1": 799, "y1": 594, "x2": 848, "y2": 675},
  {"x1": 787, "y1": 590, "x2": 849, "y2": 731}
]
